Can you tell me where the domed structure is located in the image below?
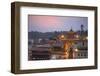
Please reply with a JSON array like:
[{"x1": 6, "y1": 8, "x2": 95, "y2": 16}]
[{"x1": 66, "y1": 28, "x2": 77, "y2": 39}]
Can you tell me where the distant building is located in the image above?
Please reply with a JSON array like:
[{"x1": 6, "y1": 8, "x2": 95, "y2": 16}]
[
  {"x1": 51, "y1": 40, "x2": 68, "y2": 59},
  {"x1": 28, "y1": 44, "x2": 52, "y2": 60}
]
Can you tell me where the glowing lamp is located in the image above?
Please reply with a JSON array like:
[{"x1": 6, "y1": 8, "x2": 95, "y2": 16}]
[
  {"x1": 75, "y1": 48, "x2": 78, "y2": 52},
  {"x1": 61, "y1": 35, "x2": 65, "y2": 39},
  {"x1": 75, "y1": 35, "x2": 79, "y2": 38}
]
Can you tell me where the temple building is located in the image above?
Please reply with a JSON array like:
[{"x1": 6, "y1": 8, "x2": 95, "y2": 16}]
[{"x1": 57, "y1": 26, "x2": 88, "y2": 59}]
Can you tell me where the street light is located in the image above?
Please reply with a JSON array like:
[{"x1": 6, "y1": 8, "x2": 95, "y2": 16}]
[
  {"x1": 61, "y1": 35, "x2": 64, "y2": 39},
  {"x1": 74, "y1": 48, "x2": 78, "y2": 52},
  {"x1": 75, "y1": 35, "x2": 79, "y2": 38},
  {"x1": 60, "y1": 35, "x2": 65, "y2": 40}
]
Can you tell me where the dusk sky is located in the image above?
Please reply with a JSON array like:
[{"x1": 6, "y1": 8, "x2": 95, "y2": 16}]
[{"x1": 28, "y1": 15, "x2": 88, "y2": 32}]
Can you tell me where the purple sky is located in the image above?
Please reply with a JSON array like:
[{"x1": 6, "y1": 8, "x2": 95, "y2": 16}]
[{"x1": 28, "y1": 15, "x2": 88, "y2": 32}]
